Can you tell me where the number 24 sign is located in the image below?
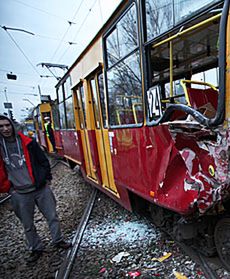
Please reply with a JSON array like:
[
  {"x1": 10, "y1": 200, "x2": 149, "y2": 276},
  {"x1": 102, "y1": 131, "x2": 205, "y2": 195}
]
[{"x1": 147, "y1": 86, "x2": 162, "y2": 119}]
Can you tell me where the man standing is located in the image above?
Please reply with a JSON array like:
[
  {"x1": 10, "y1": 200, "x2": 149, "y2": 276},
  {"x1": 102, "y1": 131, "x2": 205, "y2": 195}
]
[
  {"x1": 44, "y1": 116, "x2": 56, "y2": 152},
  {"x1": 0, "y1": 115, "x2": 71, "y2": 263}
]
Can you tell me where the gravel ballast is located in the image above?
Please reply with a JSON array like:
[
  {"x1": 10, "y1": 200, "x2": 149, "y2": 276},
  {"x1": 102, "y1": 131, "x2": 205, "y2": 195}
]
[{"x1": 0, "y1": 161, "x2": 229, "y2": 279}]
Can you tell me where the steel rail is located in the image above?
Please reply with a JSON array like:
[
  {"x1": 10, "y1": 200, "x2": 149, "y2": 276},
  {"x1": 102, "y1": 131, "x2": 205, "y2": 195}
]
[
  {"x1": 50, "y1": 159, "x2": 70, "y2": 169},
  {"x1": 197, "y1": 252, "x2": 219, "y2": 279},
  {"x1": 55, "y1": 188, "x2": 98, "y2": 279},
  {"x1": 0, "y1": 194, "x2": 11, "y2": 205},
  {"x1": 176, "y1": 240, "x2": 220, "y2": 279}
]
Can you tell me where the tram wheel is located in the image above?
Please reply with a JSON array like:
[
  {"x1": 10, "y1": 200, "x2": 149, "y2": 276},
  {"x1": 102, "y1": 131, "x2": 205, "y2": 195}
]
[{"x1": 214, "y1": 217, "x2": 230, "y2": 271}]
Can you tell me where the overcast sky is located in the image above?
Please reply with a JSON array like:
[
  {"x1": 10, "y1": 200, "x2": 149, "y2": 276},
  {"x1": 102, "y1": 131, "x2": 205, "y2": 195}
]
[{"x1": 0, "y1": 0, "x2": 122, "y2": 121}]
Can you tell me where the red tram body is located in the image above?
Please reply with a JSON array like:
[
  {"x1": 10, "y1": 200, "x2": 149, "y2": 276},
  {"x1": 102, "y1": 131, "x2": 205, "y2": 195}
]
[{"x1": 34, "y1": 0, "x2": 230, "y2": 270}]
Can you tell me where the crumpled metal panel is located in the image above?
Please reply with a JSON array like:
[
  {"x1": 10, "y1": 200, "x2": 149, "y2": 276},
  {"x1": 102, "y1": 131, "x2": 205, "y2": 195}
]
[
  {"x1": 168, "y1": 125, "x2": 230, "y2": 214},
  {"x1": 110, "y1": 124, "x2": 229, "y2": 216}
]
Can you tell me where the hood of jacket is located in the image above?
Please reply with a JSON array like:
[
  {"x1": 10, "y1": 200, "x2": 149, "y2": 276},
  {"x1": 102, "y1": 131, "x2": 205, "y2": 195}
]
[
  {"x1": 0, "y1": 114, "x2": 23, "y2": 166},
  {"x1": 0, "y1": 114, "x2": 16, "y2": 138}
]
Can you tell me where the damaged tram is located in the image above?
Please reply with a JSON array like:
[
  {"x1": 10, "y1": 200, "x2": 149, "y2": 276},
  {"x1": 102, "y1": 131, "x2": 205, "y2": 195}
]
[{"x1": 35, "y1": 0, "x2": 230, "y2": 270}]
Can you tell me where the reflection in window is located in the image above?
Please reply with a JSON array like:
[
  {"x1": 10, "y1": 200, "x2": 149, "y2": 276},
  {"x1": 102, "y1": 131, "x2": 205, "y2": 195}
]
[
  {"x1": 174, "y1": 0, "x2": 220, "y2": 24},
  {"x1": 52, "y1": 101, "x2": 60, "y2": 129},
  {"x1": 145, "y1": 0, "x2": 220, "y2": 42},
  {"x1": 106, "y1": 4, "x2": 138, "y2": 68},
  {"x1": 75, "y1": 85, "x2": 87, "y2": 129},
  {"x1": 107, "y1": 52, "x2": 143, "y2": 126},
  {"x1": 59, "y1": 102, "x2": 66, "y2": 129},
  {"x1": 64, "y1": 77, "x2": 72, "y2": 99},
  {"x1": 79, "y1": 86, "x2": 87, "y2": 128},
  {"x1": 145, "y1": 0, "x2": 173, "y2": 41},
  {"x1": 57, "y1": 87, "x2": 64, "y2": 103},
  {"x1": 90, "y1": 79, "x2": 100, "y2": 129},
  {"x1": 65, "y1": 97, "x2": 75, "y2": 129},
  {"x1": 98, "y1": 73, "x2": 107, "y2": 127}
]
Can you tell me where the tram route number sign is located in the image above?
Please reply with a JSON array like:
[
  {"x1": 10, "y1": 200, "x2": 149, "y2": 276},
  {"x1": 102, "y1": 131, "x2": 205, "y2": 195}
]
[
  {"x1": 147, "y1": 86, "x2": 162, "y2": 120},
  {"x1": 4, "y1": 102, "x2": 13, "y2": 109}
]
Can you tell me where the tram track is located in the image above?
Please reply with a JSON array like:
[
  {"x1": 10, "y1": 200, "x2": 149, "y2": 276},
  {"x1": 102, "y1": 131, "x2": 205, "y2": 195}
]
[
  {"x1": 49, "y1": 157, "x2": 228, "y2": 278},
  {"x1": 197, "y1": 252, "x2": 219, "y2": 279},
  {"x1": 177, "y1": 241, "x2": 220, "y2": 279},
  {"x1": 55, "y1": 188, "x2": 98, "y2": 279},
  {"x1": 51, "y1": 156, "x2": 228, "y2": 278},
  {"x1": 1, "y1": 156, "x2": 226, "y2": 278},
  {"x1": 149, "y1": 219, "x2": 226, "y2": 278},
  {"x1": 0, "y1": 194, "x2": 11, "y2": 205}
]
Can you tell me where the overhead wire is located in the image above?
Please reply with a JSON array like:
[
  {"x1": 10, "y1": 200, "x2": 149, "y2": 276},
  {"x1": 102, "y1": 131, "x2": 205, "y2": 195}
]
[
  {"x1": 1, "y1": 0, "x2": 106, "y2": 97},
  {"x1": 39, "y1": 0, "x2": 85, "y2": 92},
  {"x1": 3, "y1": 29, "x2": 41, "y2": 78},
  {"x1": 56, "y1": 0, "x2": 99, "y2": 63},
  {"x1": 0, "y1": 90, "x2": 38, "y2": 96},
  {"x1": 0, "y1": 81, "x2": 36, "y2": 88},
  {"x1": 50, "y1": 0, "x2": 85, "y2": 62},
  {"x1": 10, "y1": 0, "x2": 76, "y2": 24},
  {"x1": 1, "y1": 25, "x2": 76, "y2": 45},
  {"x1": 39, "y1": 0, "x2": 85, "y2": 91}
]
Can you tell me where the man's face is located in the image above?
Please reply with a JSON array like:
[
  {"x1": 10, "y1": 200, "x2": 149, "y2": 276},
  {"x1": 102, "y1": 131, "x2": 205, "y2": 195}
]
[{"x1": 0, "y1": 119, "x2": 13, "y2": 139}]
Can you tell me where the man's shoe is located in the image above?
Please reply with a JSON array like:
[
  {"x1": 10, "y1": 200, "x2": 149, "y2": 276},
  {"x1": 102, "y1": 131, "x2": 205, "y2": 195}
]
[
  {"x1": 55, "y1": 240, "x2": 72, "y2": 249},
  {"x1": 26, "y1": 250, "x2": 43, "y2": 263}
]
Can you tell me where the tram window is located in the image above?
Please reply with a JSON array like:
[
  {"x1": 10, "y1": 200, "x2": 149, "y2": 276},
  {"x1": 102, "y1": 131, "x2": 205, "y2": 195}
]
[
  {"x1": 105, "y1": 2, "x2": 143, "y2": 127},
  {"x1": 106, "y1": 28, "x2": 119, "y2": 68},
  {"x1": 52, "y1": 101, "x2": 60, "y2": 129},
  {"x1": 106, "y1": 4, "x2": 138, "y2": 68},
  {"x1": 57, "y1": 87, "x2": 64, "y2": 103},
  {"x1": 75, "y1": 85, "x2": 87, "y2": 129},
  {"x1": 98, "y1": 72, "x2": 107, "y2": 128},
  {"x1": 59, "y1": 102, "x2": 66, "y2": 129},
  {"x1": 79, "y1": 85, "x2": 87, "y2": 128},
  {"x1": 90, "y1": 78, "x2": 100, "y2": 129},
  {"x1": 145, "y1": 0, "x2": 220, "y2": 42},
  {"x1": 145, "y1": 0, "x2": 173, "y2": 41},
  {"x1": 64, "y1": 77, "x2": 72, "y2": 99},
  {"x1": 147, "y1": 15, "x2": 219, "y2": 122},
  {"x1": 150, "y1": 44, "x2": 170, "y2": 85},
  {"x1": 204, "y1": 68, "x2": 219, "y2": 87},
  {"x1": 174, "y1": 0, "x2": 220, "y2": 24},
  {"x1": 65, "y1": 96, "x2": 75, "y2": 129},
  {"x1": 164, "y1": 80, "x2": 187, "y2": 105},
  {"x1": 192, "y1": 68, "x2": 219, "y2": 88},
  {"x1": 107, "y1": 51, "x2": 143, "y2": 126}
]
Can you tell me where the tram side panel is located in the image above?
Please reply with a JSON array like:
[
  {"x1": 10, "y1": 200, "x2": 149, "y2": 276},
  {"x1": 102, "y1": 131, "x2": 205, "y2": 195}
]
[
  {"x1": 110, "y1": 126, "x2": 195, "y2": 215},
  {"x1": 61, "y1": 130, "x2": 82, "y2": 165},
  {"x1": 53, "y1": 130, "x2": 64, "y2": 156}
]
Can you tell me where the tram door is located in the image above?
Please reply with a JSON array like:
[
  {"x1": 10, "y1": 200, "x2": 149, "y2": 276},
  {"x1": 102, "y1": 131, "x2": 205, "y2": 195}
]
[
  {"x1": 88, "y1": 71, "x2": 119, "y2": 197},
  {"x1": 39, "y1": 103, "x2": 53, "y2": 152},
  {"x1": 74, "y1": 71, "x2": 119, "y2": 197},
  {"x1": 74, "y1": 83, "x2": 98, "y2": 181}
]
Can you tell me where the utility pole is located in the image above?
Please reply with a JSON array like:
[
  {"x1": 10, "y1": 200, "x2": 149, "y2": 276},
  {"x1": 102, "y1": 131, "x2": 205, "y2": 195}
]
[
  {"x1": 3, "y1": 87, "x2": 13, "y2": 118},
  {"x1": 38, "y1": 85, "x2": 42, "y2": 102},
  {"x1": 4, "y1": 87, "x2": 9, "y2": 102}
]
